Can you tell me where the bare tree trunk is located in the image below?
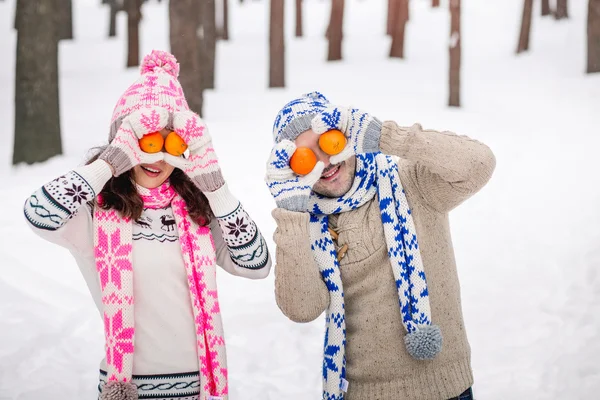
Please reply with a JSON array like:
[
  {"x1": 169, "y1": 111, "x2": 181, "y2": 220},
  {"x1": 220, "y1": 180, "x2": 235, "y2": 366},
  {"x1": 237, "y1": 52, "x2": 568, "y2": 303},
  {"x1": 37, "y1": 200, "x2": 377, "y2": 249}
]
[
  {"x1": 126, "y1": 0, "x2": 142, "y2": 67},
  {"x1": 516, "y1": 0, "x2": 533, "y2": 53},
  {"x1": 14, "y1": 0, "x2": 22, "y2": 30},
  {"x1": 223, "y1": 0, "x2": 229, "y2": 40},
  {"x1": 201, "y1": 0, "x2": 217, "y2": 89},
  {"x1": 389, "y1": 0, "x2": 409, "y2": 35},
  {"x1": 449, "y1": 0, "x2": 461, "y2": 107},
  {"x1": 389, "y1": 0, "x2": 408, "y2": 58},
  {"x1": 387, "y1": 0, "x2": 395, "y2": 36},
  {"x1": 108, "y1": 0, "x2": 121, "y2": 37},
  {"x1": 295, "y1": 0, "x2": 303, "y2": 37},
  {"x1": 541, "y1": 0, "x2": 551, "y2": 16},
  {"x1": 432, "y1": 0, "x2": 440, "y2": 7},
  {"x1": 170, "y1": 0, "x2": 204, "y2": 114},
  {"x1": 327, "y1": 0, "x2": 344, "y2": 61},
  {"x1": 195, "y1": 0, "x2": 207, "y2": 90},
  {"x1": 555, "y1": 0, "x2": 569, "y2": 19},
  {"x1": 269, "y1": 0, "x2": 285, "y2": 87},
  {"x1": 589, "y1": 0, "x2": 600, "y2": 73},
  {"x1": 14, "y1": 0, "x2": 62, "y2": 165},
  {"x1": 56, "y1": 0, "x2": 73, "y2": 40}
]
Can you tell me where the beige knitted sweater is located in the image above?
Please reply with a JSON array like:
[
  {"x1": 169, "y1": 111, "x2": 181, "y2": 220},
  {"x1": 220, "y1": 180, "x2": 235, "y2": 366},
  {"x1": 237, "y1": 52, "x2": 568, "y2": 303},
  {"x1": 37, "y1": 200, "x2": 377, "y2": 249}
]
[{"x1": 272, "y1": 121, "x2": 495, "y2": 400}]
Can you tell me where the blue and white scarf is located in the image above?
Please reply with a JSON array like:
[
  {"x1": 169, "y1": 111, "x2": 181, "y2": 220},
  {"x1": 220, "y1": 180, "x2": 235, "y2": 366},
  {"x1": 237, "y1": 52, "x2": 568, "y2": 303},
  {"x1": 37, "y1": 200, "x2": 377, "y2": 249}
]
[{"x1": 307, "y1": 153, "x2": 442, "y2": 400}]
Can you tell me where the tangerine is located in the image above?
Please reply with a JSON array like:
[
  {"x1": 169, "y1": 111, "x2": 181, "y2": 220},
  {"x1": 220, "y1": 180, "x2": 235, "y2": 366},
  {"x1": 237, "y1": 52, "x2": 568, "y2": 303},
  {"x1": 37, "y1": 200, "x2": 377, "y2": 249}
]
[
  {"x1": 164, "y1": 131, "x2": 188, "y2": 156},
  {"x1": 290, "y1": 147, "x2": 317, "y2": 175},
  {"x1": 318, "y1": 129, "x2": 347, "y2": 156},
  {"x1": 139, "y1": 131, "x2": 165, "y2": 154}
]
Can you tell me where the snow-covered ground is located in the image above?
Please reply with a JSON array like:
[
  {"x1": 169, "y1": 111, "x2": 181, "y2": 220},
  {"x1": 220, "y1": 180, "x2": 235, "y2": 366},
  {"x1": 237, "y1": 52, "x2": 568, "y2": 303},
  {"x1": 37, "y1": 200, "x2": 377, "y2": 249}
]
[{"x1": 1, "y1": 0, "x2": 599, "y2": 398}]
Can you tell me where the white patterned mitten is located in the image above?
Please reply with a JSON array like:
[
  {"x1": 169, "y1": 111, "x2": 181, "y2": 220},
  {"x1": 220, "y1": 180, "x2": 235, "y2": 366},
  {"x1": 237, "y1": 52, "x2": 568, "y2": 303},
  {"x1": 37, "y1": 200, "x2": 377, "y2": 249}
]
[
  {"x1": 265, "y1": 140, "x2": 324, "y2": 212},
  {"x1": 311, "y1": 105, "x2": 383, "y2": 164},
  {"x1": 163, "y1": 110, "x2": 225, "y2": 193},
  {"x1": 99, "y1": 107, "x2": 168, "y2": 176}
]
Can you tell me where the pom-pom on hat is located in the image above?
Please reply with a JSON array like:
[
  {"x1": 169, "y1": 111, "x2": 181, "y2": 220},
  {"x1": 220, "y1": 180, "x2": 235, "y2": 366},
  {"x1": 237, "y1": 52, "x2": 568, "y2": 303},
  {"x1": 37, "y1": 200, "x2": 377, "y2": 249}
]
[
  {"x1": 140, "y1": 50, "x2": 180, "y2": 77},
  {"x1": 108, "y1": 50, "x2": 189, "y2": 141}
]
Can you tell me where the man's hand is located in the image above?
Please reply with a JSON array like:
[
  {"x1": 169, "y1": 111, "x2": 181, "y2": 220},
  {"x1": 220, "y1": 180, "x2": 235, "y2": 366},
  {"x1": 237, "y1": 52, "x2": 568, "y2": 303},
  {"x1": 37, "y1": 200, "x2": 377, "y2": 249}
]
[
  {"x1": 310, "y1": 105, "x2": 383, "y2": 164},
  {"x1": 265, "y1": 140, "x2": 324, "y2": 212}
]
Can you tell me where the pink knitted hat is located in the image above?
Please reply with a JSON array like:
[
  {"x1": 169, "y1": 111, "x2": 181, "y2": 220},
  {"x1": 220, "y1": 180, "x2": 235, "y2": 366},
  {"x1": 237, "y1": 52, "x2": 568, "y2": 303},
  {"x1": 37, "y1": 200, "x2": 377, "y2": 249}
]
[{"x1": 108, "y1": 50, "x2": 190, "y2": 141}]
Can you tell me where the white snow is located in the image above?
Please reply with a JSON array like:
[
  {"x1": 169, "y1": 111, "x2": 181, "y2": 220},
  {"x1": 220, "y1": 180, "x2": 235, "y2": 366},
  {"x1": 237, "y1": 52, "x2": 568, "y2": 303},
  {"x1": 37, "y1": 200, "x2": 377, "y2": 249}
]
[{"x1": 1, "y1": 0, "x2": 599, "y2": 399}]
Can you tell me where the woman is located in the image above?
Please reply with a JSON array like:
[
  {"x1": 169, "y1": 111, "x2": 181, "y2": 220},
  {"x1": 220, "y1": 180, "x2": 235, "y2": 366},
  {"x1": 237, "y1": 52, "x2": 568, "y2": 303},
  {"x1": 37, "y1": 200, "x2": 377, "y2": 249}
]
[{"x1": 23, "y1": 50, "x2": 271, "y2": 400}]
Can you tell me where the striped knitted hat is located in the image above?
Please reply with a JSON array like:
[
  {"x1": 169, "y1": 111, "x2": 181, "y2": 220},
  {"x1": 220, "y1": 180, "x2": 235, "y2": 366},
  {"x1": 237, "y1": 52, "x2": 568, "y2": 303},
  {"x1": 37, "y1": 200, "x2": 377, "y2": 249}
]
[
  {"x1": 108, "y1": 50, "x2": 189, "y2": 141},
  {"x1": 272, "y1": 91, "x2": 332, "y2": 143}
]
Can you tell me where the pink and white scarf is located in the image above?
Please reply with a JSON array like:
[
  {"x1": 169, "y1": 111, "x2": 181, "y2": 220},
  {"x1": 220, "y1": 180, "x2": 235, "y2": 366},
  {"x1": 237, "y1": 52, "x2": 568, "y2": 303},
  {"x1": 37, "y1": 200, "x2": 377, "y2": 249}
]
[{"x1": 93, "y1": 181, "x2": 228, "y2": 399}]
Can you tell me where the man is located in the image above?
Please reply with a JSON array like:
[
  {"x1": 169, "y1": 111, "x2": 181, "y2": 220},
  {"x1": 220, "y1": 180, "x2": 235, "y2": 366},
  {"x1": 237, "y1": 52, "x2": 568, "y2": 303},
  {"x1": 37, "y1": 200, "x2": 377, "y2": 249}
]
[{"x1": 265, "y1": 92, "x2": 495, "y2": 400}]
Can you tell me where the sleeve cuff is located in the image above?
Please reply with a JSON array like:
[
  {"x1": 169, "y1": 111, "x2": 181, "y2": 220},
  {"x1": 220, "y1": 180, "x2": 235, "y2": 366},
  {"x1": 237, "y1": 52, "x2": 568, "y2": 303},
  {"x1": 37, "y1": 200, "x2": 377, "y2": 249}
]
[
  {"x1": 72, "y1": 160, "x2": 113, "y2": 195},
  {"x1": 272, "y1": 208, "x2": 311, "y2": 237},
  {"x1": 379, "y1": 121, "x2": 415, "y2": 159},
  {"x1": 203, "y1": 183, "x2": 240, "y2": 218}
]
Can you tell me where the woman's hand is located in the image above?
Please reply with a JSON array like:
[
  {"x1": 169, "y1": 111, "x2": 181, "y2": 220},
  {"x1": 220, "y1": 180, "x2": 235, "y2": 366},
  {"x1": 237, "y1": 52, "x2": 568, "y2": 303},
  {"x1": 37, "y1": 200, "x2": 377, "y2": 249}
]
[
  {"x1": 99, "y1": 107, "x2": 168, "y2": 176},
  {"x1": 163, "y1": 110, "x2": 225, "y2": 193}
]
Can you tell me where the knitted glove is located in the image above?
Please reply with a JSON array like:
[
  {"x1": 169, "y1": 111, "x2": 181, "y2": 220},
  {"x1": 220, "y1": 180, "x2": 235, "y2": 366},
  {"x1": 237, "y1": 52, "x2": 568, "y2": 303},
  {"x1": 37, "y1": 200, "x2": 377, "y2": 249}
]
[
  {"x1": 265, "y1": 140, "x2": 325, "y2": 212},
  {"x1": 311, "y1": 105, "x2": 383, "y2": 165},
  {"x1": 99, "y1": 107, "x2": 168, "y2": 176},
  {"x1": 163, "y1": 110, "x2": 225, "y2": 193}
]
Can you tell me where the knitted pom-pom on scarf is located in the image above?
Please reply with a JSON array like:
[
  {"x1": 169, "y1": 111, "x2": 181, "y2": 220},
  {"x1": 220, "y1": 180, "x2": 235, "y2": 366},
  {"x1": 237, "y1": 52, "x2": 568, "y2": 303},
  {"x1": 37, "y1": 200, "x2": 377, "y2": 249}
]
[{"x1": 99, "y1": 381, "x2": 138, "y2": 400}]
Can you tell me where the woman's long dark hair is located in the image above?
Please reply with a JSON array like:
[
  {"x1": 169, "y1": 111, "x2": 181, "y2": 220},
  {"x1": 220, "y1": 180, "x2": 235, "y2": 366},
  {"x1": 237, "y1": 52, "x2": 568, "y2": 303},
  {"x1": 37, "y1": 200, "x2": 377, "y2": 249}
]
[{"x1": 86, "y1": 146, "x2": 213, "y2": 226}]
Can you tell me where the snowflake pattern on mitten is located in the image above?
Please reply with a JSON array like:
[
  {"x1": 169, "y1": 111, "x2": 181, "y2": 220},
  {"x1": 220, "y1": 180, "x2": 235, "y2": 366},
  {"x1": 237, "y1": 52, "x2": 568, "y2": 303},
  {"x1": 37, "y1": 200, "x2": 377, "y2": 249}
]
[
  {"x1": 100, "y1": 107, "x2": 168, "y2": 177},
  {"x1": 321, "y1": 106, "x2": 383, "y2": 165},
  {"x1": 265, "y1": 140, "x2": 324, "y2": 212},
  {"x1": 164, "y1": 111, "x2": 224, "y2": 192},
  {"x1": 271, "y1": 91, "x2": 383, "y2": 165}
]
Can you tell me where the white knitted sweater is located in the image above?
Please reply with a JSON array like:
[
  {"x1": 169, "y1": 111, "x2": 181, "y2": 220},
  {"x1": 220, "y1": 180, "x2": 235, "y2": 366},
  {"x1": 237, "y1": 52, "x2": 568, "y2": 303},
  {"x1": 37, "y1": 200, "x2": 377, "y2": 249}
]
[{"x1": 24, "y1": 160, "x2": 271, "y2": 375}]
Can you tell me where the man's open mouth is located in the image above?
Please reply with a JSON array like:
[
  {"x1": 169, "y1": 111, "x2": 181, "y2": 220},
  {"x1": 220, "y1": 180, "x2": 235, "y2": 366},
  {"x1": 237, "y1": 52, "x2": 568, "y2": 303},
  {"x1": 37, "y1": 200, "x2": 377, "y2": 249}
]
[{"x1": 320, "y1": 163, "x2": 342, "y2": 181}]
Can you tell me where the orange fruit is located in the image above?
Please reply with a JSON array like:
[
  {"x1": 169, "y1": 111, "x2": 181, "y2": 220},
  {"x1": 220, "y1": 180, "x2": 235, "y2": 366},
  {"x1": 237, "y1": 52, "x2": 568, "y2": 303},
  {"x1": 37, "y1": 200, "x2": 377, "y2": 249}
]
[
  {"x1": 139, "y1": 131, "x2": 165, "y2": 153},
  {"x1": 290, "y1": 147, "x2": 317, "y2": 175},
  {"x1": 318, "y1": 129, "x2": 347, "y2": 156},
  {"x1": 164, "y1": 131, "x2": 188, "y2": 156}
]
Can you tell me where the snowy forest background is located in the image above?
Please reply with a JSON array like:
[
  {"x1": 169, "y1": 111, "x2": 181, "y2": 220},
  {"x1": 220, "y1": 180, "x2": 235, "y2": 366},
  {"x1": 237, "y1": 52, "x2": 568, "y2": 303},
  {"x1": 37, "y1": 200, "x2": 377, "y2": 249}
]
[{"x1": 1, "y1": 0, "x2": 599, "y2": 398}]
